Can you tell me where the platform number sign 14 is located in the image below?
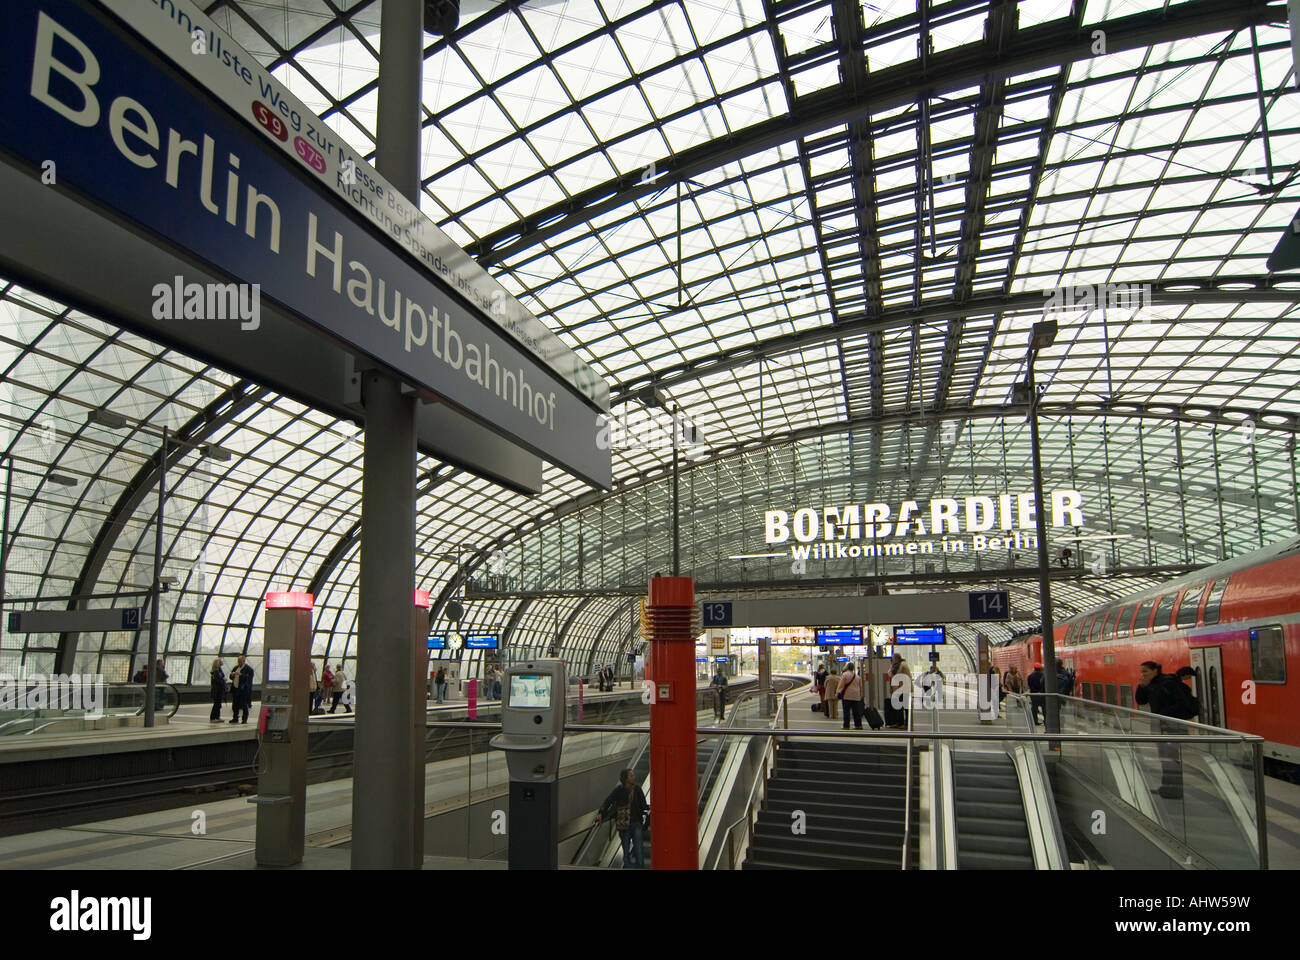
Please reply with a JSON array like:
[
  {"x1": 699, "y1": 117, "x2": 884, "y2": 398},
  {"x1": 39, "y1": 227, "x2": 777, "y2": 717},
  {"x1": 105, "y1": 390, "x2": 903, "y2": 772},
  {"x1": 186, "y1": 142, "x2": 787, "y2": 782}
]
[
  {"x1": 968, "y1": 590, "x2": 1009, "y2": 621},
  {"x1": 702, "y1": 602, "x2": 733, "y2": 627}
]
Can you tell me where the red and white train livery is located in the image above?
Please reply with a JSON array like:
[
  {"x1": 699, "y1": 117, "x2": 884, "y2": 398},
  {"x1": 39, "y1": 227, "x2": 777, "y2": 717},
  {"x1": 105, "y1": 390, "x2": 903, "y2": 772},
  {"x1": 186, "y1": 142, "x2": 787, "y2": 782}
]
[{"x1": 991, "y1": 536, "x2": 1299, "y2": 771}]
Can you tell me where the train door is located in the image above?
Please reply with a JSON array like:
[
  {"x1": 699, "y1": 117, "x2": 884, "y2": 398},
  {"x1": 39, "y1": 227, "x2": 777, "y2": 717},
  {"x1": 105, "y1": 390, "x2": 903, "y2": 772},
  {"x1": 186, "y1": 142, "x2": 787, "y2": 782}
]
[{"x1": 1189, "y1": 647, "x2": 1225, "y2": 727}]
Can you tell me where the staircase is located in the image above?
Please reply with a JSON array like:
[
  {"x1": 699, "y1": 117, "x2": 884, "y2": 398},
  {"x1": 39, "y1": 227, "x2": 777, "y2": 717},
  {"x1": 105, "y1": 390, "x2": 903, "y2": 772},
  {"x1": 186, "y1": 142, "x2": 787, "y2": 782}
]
[
  {"x1": 743, "y1": 740, "x2": 919, "y2": 869},
  {"x1": 951, "y1": 751, "x2": 1034, "y2": 869}
]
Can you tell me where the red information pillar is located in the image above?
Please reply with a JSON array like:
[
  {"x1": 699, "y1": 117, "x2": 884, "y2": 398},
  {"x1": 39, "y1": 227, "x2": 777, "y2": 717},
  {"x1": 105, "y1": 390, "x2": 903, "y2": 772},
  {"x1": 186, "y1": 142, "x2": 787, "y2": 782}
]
[{"x1": 648, "y1": 576, "x2": 697, "y2": 869}]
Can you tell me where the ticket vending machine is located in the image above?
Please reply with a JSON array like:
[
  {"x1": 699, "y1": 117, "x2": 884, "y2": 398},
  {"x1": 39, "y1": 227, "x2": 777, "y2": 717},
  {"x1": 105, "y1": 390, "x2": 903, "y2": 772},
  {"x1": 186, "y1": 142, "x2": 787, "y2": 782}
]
[
  {"x1": 489, "y1": 659, "x2": 566, "y2": 870},
  {"x1": 253, "y1": 592, "x2": 312, "y2": 866}
]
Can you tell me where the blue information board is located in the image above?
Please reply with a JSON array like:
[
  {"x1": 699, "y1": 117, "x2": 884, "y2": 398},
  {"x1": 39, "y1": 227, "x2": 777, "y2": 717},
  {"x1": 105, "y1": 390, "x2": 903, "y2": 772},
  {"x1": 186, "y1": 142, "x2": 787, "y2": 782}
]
[
  {"x1": 427, "y1": 634, "x2": 447, "y2": 650},
  {"x1": 466, "y1": 634, "x2": 498, "y2": 650},
  {"x1": 814, "y1": 627, "x2": 862, "y2": 646},
  {"x1": 894, "y1": 625, "x2": 946, "y2": 645}
]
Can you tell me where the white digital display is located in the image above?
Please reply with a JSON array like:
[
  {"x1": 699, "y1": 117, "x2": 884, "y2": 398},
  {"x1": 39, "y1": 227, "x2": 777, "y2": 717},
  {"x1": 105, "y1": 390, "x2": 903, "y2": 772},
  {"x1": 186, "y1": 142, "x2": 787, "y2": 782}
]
[
  {"x1": 510, "y1": 674, "x2": 552, "y2": 708},
  {"x1": 267, "y1": 648, "x2": 291, "y2": 683}
]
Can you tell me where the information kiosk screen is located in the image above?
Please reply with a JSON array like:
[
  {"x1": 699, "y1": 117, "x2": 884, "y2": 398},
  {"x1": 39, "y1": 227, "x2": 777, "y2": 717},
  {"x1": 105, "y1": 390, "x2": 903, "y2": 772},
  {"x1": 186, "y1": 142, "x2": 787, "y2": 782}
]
[
  {"x1": 267, "y1": 648, "x2": 291, "y2": 682},
  {"x1": 510, "y1": 674, "x2": 552, "y2": 708}
]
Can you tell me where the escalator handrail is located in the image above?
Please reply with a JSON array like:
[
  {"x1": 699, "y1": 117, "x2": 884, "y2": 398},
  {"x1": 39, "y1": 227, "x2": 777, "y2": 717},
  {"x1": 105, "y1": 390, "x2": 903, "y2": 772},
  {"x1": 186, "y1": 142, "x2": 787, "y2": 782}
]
[
  {"x1": 900, "y1": 685, "x2": 915, "y2": 868},
  {"x1": 703, "y1": 688, "x2": 792, "y2": 869}
]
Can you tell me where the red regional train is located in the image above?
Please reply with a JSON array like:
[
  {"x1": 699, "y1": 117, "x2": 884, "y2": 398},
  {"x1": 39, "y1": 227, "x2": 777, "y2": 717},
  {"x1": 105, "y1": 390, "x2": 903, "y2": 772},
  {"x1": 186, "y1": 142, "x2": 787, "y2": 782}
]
[{"x1": 990, "y1": 536, "x2": 1300, "y2": 775}]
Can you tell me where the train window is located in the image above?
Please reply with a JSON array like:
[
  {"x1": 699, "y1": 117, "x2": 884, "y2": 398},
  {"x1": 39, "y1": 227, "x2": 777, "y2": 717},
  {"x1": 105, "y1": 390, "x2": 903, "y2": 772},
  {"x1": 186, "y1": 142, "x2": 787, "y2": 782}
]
[
  {"x1": 1119, "y1": 684, "x2": 1133, "y2": 708},
  {"x1": 1132, "y1": 598, "x2": 1154, "y2": 635},
  {"x1": 1105, "y1": 682, "x2": 1118, "y2": 705},
  {"x1": 1203, "y1": 579, "x2": 1228, "y2": 625},
  {"x1": 1175, "y1": 584, "x2": 1206, "y2": 630},
  {"x1": 1250, "y1": 626, "x2": 1286, "y2": 684},
  {"x1": 1152, "y1": 594, "x2": 1175, "y2": 632},
  {"x1": 1116, "y1": 605, "x2": 1133, "y2": 637}
]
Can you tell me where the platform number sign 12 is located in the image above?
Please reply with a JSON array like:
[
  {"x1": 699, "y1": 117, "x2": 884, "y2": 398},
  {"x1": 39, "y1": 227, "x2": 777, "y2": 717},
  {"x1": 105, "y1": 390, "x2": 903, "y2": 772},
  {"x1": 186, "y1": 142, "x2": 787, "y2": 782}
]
[
  {"x1": 702, "y1": 601, "x2": 733, "y2": 627},
  {"x1": 968, "y1": 590, "x2": 1009, "y2": 621}
]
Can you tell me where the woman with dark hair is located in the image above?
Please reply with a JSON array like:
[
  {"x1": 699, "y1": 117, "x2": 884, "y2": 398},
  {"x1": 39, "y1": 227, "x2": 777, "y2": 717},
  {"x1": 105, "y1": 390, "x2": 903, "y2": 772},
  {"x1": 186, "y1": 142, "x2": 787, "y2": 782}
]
[{"x1": 209, "y1": 658, "x2": 226, "y2": 722}]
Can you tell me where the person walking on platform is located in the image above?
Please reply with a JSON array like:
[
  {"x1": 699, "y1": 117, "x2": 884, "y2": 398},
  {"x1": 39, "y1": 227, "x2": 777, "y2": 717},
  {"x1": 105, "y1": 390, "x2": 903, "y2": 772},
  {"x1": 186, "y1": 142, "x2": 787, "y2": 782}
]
[
  {"x1": 709, "y1": 665, "x2": 729, "y2": 721},
  {"x1": 884, "y1": 653, "x2": 911, "y2": 728},
  {"x1": 1027, "y1": 662, "x2": 1046, "y2": 725},
  {"x1": 209, "y1": 657, "x2": 226, "y2": 722},
  {"x1": 822, "y1": 669, "x2": 840, "y2": 719},
  {"x1": 152, "y1": 658, "x2": 168, "y2": 712},
  {"x1": 814, "y1": 664, "x2": 827, "y2": 711},
  {"x1": 230, "y1": 655, "x2": 254, "y2": 724},
  {"x1": 1057, "y1": 662, "x2": 1074, "y2": 696},
  {"x1": 839, "y1": 664, "x2": 864, "y2": 729},
  {"x1": 594, "y1": 768, "x2": 649, "y2": 868},
  {"x1": 1003, "y1": 665, "x2": 1024, "y2": 695},
  {"x1": 330, "y1": 664, "x2": 350, "y2": 713},
  {"x1": 307, "y1": 660, "x2": 319, "y2": 715},
  {"x1": 434, "y1": 667, "x2": 447, "y2": 704},
  {"x1": 1135, "y1": 661, "x2": 1198, "y2": 799},
  {"x1": 920, "y1": 662, "x2": 945, "y2": 706},
  {"x1": 320, "y1": 663, "x2": 333, "y2": 712}
]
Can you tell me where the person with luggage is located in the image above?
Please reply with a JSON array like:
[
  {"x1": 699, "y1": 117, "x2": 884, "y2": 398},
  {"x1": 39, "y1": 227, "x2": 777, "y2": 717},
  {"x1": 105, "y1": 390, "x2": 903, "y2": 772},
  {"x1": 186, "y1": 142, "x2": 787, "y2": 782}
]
[
  {"x1": 822, "y1": 669, "x2": 840, "y2": 719},
  {"x1": 594, "y1": 768, "x2": 649, "y2": 868},
  {"x1": 839, "y1": 664, "x2": 864, "y2": 730},
  {"x1": 329, "y1": 664, "x2": 350, "y2": 713},
  {"x1": 884, "y1": 653, "x2": 911, "y2": 728},
  {"x1": 814, "y1": 664, "x2": 827, "y2": 712}
]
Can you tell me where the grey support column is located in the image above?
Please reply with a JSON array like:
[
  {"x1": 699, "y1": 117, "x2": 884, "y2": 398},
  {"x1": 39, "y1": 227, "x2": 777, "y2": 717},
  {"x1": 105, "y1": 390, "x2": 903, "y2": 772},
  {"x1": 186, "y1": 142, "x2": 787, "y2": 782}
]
[{"x1": 352, "y1": 0, "x2": 424, "y2": 870}]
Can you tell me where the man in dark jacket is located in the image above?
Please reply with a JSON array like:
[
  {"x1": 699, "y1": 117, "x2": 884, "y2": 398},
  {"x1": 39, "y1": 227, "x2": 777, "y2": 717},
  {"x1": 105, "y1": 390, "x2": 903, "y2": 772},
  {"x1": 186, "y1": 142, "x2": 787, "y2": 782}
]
[
  {"x1": 594, "y1": 769, "x2": 649, "y2": 868},
  {"x1": 709, "y1": 665, "x2": 728, "y2": 721},
  {"x1": 1027, "y1": 662, "x2": 1046, "y2": 725},
  {"x1": 229, "y1": 655, "x2": 254, "y2": 724},
  {"x1": 1135, "y1": 661, "x2": 1196, "y2": 799},
  {"x1": 1056, "y1": 663, "x2": 1073, "y2": 696}
]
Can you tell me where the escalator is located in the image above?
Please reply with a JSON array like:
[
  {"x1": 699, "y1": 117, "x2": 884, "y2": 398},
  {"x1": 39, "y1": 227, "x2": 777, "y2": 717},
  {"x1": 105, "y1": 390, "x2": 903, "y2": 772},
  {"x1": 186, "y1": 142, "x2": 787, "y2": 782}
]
[{"x1": 951, "y1": 751, "x2": 1034, "y2": 869}]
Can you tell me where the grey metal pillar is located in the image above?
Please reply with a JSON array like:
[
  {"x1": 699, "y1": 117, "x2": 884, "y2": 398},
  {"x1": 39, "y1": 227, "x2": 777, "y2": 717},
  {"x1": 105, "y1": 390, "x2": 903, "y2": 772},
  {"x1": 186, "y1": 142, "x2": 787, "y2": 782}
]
[
  {"x1": 352, "y1": 0, "x2": 423, "y2": 870},
  {"x1": 757, "y1": 633, "x2": 771, "y2": 714},
  {"x1": 1027, "y1": 356, "x2": 1058, "y2": 734},
  {"x1": 145, "y1": 426, "x2": 167, "y2": 728}
]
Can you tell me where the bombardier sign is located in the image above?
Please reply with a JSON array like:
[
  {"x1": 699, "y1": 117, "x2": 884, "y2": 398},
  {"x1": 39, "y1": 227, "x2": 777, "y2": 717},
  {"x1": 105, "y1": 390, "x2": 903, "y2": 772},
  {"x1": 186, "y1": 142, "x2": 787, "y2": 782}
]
[
  {"x1": 0, "y1": 0, "x2": 611, "y2": 488},
  {"x1": 765, "y1": 490, "x2": 1085, "y2": 559}
]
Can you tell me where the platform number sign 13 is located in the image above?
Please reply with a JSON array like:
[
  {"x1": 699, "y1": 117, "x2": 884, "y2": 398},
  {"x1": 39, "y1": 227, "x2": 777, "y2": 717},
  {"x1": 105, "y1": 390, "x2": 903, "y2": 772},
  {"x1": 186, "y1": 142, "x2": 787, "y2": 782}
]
[
  {"x1": 968, "y1": 590, "x2": 1009, "y2": 621},
  {"x1": 702, "y1": 602, "x2": 733, "y2": 627}
]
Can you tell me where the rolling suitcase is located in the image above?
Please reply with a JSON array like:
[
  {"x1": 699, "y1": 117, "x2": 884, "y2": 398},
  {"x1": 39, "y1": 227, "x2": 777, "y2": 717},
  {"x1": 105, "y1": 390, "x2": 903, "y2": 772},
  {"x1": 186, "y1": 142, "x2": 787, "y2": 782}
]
[
  {"x1": 810, "y1": 701, "x2": 823, "y2": 713},
  {"x1": 865, "y1": 706, "x2": 884, "y2": 730}
]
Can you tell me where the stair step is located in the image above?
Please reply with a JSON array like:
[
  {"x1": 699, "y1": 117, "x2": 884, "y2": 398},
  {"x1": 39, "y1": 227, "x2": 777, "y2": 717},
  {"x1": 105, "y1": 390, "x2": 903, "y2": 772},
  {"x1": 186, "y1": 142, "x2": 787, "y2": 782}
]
[
  {"x1": 958, "y1": 849, "x2": 1035, "y2": 869},
  {"x1": 959, "y1": 786, "x2": 1022, "y2": 804},
  {"x1": 955, "y1": 816, "x2": 1030, "y2": 838},
  {"x1": 960, "y1": 833, "x2": 1032, "y2": 856},
  {"x1": 754, "y1": 814, "x2": 907, "y2": 844}
]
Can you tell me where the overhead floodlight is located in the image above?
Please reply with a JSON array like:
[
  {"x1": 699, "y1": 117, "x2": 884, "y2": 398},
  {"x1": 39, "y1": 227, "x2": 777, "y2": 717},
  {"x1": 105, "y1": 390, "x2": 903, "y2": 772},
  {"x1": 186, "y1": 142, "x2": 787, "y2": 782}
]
[
  {"x1": 46, "y1": 473, "x2": 77, "y2": 487},
  {"x1": 424, "y1": 0, "x2": 460, "y2": 35},
  {"x1": 201, "y1": 443, "x2": 232, "y2": 462},
  {"x1": 635, "y1": 385, "x2": 668, "y2": 409},
  {"x1": 87, "y1": 408, "x2": 129, "y2": 429},
  {"x1": 1030, "y1": 319, "x2": 1058, "y2": 351}
]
